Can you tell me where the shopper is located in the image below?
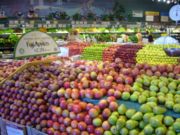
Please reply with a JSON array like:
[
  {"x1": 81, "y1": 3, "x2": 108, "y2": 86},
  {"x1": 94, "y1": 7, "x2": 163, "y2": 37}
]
[
  {"x1": 67, "y1": 29, "x2": 82, "y2": 42},
  {"x1": 147, "y1": 31, "x2": 154, "y2": 43}
]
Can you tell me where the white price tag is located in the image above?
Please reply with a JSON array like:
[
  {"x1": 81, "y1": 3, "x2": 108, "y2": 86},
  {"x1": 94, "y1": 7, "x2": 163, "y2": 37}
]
[
  {"x1": 53, "y1": 20, "x2": 58, "y2": 24},
  {"x1": 52, "y1": 24, "x2": 56, "y2": 27},
  {"x1": 46, "y1": 21, "x2": 50, "y2": 24},
  {"x1": 43, "y1": 24, "x2": 47, "y2": 28},
  {"x1": 14, "y1": 20, "x2": 19, "y2": 24},
  {"x1": 9, "y1": 20, "x2": 14, "y2": 25},
  {"x1": 146, "y1": 16, "x2": 154, "y2": 22},
  {"x1": 161, "y1": 16, "x2": 169, "y2": 22},
  {"x1": 30, "y1": 20, "x2": 35, "y2": 24},
  {"x1": 9, "y1": 24, "x2": 16, "y2": 28},
  {"x1": 38, "y1": 24, "x2": 42, "y2": 28},
  {"x1": 20, "y1": 20, "x2": 25, "y2": 24},
  {"x1": 58, "y1": 47, "x2": 69, "y2": 57},
  {"x1": 48, "y1": 24, "x2": 52, "y2": 28}
]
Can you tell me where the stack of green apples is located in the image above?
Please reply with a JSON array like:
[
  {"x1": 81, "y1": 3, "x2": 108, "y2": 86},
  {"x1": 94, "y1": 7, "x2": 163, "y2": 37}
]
[
  {"x1": 130, "y1": 75, "x2": 180, "y2": 113},
  {"x1": 136, "y1": 44, "x2": 180, "y2": 65},
  {"x1": 105, "y1": 103, "x2": 180, "y2": 135},
  {"x1": 82, "y1": 44, "x2": 110, "y2": 61}
]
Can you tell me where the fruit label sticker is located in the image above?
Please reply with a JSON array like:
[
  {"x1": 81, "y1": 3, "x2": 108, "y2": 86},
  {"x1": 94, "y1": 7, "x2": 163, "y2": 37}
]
[
  {"x1": 6, "y1": 125, "x2": 24, "y2": 135},
  {"x1": 15, "y1": 31, "x2": 59, "y2": 58}
]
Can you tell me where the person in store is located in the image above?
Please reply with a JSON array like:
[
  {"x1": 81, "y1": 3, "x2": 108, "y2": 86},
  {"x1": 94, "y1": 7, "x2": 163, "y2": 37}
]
[
  {"x1": 147, "y1": 31, "x2": 154, "y2": 43},
  {"x1": 67, "y1": 29, "x2": 82, "y2": 42},
  {"x1": 136, "y1": 32, "x2": 143, "y2": 45}
]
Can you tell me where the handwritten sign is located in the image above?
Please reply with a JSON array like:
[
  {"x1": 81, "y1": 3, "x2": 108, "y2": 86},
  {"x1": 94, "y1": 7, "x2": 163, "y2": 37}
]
[{"x1": 15, "y1": 31, "x2": 59, "y2": 58}]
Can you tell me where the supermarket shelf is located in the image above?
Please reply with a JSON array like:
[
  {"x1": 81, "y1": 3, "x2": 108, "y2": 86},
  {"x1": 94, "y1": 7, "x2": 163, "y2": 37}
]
[{"x1": 1, "y1": 32, "x2": 179, "y2": 35}]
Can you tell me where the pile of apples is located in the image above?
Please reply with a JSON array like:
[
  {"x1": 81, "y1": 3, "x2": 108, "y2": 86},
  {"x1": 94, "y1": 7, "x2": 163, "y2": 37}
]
[
  {"x1": 114, "y1": 45, "x2": 143, "y2": 64},
  {"x1": 82, "y1": 44, "x2": 110, "y2": 61},
  {"x1": 135, "y1": 63, "x2": 180, "y2": 79},
  {"x1": 0, "y1": 61, "x2": 24, "y2": 82},
  {"x1": 136, "y1": 45, "x2": 180, "y2": 65},
  {"x1": 103, "y1": 45, "x2": 120, "y2": 62},
  {"x1": 0, "y1": 58, "x2": 179, "y2": 134},
  {"x1": 66, "y1": 41, "x2": 90, "y2": 57}
]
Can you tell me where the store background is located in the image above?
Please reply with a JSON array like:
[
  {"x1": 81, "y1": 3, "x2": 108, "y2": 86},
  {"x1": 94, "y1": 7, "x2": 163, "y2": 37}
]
[{"x1": 0, "y1": 0, "x2": 172, "y2": 17}]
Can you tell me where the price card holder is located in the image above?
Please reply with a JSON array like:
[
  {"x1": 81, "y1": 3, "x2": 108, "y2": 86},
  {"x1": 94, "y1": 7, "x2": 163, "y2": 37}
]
[
  {"x1": 48, "y1": 24, "x2": 52, "y2": 28},
  {"x1": 117, "y1": 38, "x2": 123, "y2": 43},
  {"x1": 38, "y1": 24, "x2": 42, "y2": 28},
  {"x1": 0, "y1": 24, "x2": 5, "y2": 28},
  {"x1": 52, "y1": 24, "x2": 57, "y2": 28},
  {"x1": 146, "y1": 16, "x2": 154, "y2": 22},
  {"x1": 43, "y1": 24, "x2": 47, "y2": 28},
  {"x1": 62, "y1": 24, "x2": 66, "y2": 27},
  {"x1": 53, "y1": 20, "x2": 58, "y2": 24},
  {"x1": 58, "y1": 24, "x2": 63, "y2": 28},
  {"x1": 9, "y1": 20, "x2": 14, "y2": 25},
  {"x1": 76, "y1": 21, "x2": 80, "y2": 24},
  {"x1": 4, "y1": 119, "x2": 26, "y2": 135},
  {"x1": 9, "y1": 24, "x2": 17, "y2": 28},
  {"x1": 46, "y1": 21, "x2": 50, "y2": 24},
  {"x1": 14, "y1": 20, "x2": 19, "y2": 25},
  {"x1": 30, "y1": 20, "x2": 35, "y2": 24},
  {"x1": 20, "y1": 20, "x2": 25, "y2": 24},
  {"x1": 79, "y1": 21, "x2": 83, "y2": 24}
]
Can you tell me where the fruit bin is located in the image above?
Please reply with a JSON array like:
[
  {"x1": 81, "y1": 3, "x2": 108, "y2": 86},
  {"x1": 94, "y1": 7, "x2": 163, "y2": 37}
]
[
  {"x1": 0, "y1": 61, "x2": 26, "y2": 85},
  {"x1": 0, "y1": 60, "x2": 53, "y2": 85}
]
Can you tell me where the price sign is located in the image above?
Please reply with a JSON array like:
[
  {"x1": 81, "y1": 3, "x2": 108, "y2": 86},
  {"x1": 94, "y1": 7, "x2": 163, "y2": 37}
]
[
  {"x1": 146, "y1": 16, "x2": 154, "y2": 22},
  {"x1": 15, "y1": 31, "x2": 59, "y2": 58}
]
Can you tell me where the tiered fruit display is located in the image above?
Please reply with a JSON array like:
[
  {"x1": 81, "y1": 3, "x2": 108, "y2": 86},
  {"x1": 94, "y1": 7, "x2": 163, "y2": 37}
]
[
  {"x1": 82, "y1": 44, "x2": 110, "y2": 61},
  {"x1": 65, "y1": 41, "x2": 90, "y2": 56},
  {"x1": 136, "y1": 44, "x2": 180, "y2": 65},
  {"x1": 0, "y1": 61, "x2": 24, "y2": 82},
  {"x1": 0, "y1": 59, "x2": 179, "y2": 134},
  {"x1": 130, "y1": 75, "x2": 180, "y2": 113}
]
